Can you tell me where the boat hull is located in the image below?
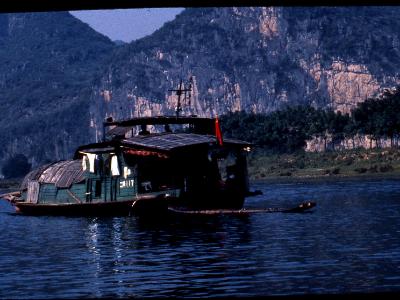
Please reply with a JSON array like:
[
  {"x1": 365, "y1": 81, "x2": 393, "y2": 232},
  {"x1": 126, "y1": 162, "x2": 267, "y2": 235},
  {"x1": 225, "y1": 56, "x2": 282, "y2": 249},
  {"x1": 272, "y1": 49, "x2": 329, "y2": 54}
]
[
  {"x1": 5, "y1": 189, "x2": 246, "y2": 216},
  {"x1": 12, "y1": 197, "x2": 169, "y2": 217}
]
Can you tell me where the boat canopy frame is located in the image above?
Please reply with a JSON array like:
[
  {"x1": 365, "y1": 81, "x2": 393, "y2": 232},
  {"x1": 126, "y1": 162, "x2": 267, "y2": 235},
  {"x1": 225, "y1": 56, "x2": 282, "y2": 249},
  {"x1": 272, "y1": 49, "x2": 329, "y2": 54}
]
[{"x1": 103, "y1": 115, "x2": 216, "y2": 140}]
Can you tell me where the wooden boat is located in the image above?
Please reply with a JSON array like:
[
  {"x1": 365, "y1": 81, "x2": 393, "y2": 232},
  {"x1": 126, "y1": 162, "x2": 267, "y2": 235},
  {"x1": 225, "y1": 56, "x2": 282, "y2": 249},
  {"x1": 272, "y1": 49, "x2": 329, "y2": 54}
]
[{"x1": 2, "y1": 113, "x2": 257, "y2": 216}]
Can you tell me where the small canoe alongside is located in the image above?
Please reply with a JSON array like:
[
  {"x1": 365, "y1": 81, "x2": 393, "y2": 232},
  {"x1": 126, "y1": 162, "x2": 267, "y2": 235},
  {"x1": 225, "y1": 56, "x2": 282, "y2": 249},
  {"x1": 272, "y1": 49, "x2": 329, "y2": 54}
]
[{"x1": 167, "y1": 201, "x2": 316, "y2": 215}]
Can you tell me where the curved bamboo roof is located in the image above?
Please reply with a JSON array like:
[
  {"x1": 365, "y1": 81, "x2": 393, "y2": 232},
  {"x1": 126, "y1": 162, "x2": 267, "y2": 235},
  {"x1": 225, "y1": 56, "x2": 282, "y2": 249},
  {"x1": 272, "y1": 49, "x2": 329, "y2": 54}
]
[{"x1": 21, "y1": 160, "x2": 85, "y2": 190}]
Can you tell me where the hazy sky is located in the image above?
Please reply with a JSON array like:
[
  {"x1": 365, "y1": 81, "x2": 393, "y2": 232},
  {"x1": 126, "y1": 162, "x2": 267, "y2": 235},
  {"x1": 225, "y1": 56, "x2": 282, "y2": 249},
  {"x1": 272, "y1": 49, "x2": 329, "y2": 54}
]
[{"x1": 70, "y1": 8, "x2": 184, "y2": 43}]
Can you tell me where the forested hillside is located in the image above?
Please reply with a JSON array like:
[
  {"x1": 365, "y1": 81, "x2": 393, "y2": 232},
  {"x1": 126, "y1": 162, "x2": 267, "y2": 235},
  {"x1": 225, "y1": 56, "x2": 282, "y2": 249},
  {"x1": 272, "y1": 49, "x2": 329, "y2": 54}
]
[{"x1": 0, "y1": 12, "x2": 114, "y2": 168}]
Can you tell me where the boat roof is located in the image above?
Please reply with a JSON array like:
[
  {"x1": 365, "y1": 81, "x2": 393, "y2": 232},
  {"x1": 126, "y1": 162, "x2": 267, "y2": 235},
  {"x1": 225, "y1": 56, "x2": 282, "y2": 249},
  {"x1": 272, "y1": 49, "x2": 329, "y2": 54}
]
[
  {"x1": 121, "y1": 133, "x2": 249, "y2": 151},
  {"x1": 21, "y1": 160, "x2": 85, "y2": 190},
  {"x1": 74, "y1": 133, "x2": 251, "y2": 158}
]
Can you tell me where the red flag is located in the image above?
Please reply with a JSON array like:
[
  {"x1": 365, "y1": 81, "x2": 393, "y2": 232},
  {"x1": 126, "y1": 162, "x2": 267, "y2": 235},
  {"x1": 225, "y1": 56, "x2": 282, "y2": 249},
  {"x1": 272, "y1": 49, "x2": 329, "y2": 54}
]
[{"x1": 215, "y1": 115, "x2": 223, "y2": 146}]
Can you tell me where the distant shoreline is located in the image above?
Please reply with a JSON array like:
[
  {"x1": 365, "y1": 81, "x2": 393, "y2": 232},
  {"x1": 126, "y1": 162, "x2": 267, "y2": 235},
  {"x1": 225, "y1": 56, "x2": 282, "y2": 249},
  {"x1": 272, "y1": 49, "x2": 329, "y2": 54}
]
[
  {"x1": 247, "y1": 148, "x2": 400, "y2": 182},
  {"x1": 250, "y1": 172, "x2": 400, "y2": 184},
  {"x1": 0, "y1": 179, "x2": 22, "y2": 190}
]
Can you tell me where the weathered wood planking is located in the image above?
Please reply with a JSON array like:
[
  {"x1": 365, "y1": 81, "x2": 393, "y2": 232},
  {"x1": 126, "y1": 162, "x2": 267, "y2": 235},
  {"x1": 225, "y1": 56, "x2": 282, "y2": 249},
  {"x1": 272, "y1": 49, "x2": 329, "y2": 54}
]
[{"x1": 27, "y1": 181, "x2": 40, "y2": 203}]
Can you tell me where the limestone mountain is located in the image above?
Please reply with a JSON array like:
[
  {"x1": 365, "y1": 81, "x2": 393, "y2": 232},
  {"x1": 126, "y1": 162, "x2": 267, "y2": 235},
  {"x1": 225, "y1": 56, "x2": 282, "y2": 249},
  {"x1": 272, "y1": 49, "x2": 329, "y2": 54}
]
[
  {"x1": 89, "y1": 7, "x2": 400, "y2": 139},
  {"x1": 2, "y1": 7, "x2": 400, "y2": 172}
]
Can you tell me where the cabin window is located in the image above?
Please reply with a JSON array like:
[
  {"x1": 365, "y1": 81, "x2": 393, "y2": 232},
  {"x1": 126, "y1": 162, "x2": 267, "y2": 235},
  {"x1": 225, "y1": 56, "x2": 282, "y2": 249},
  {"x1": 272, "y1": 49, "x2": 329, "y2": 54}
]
[
  {"x1": 81, "y1": 153, "x2": 105, "y2": 175},
  {"x1": 94, "y1": 155, "x2": 104, "y2": 175},
  {"x1": 103, "y1": 154, "x2": 111, "y2": 175},
  {"x1": 83, "y1": 153, "x2": 97, "y2": 173},
  {"x1": 99, "y1": 154, "x2": 121, "y2": 177},
  {"x1": 217, "y1": 152, "x2": 238, "y2": 182},
  {"x1": 110, "y1": 155, "x2": 120, "y2": 176},
  {"x1": 82, "y1": 155, "x2": 89, "y2": 171},
  {"x1": 123, "y1": 166, "x2": 132, "y2": 179},
  {"x1": 137, "y1": 157, "x2": 175, "y2": 193},
  {"x1": 94, "y1": 180, "x2": 102, "y2": 198}
]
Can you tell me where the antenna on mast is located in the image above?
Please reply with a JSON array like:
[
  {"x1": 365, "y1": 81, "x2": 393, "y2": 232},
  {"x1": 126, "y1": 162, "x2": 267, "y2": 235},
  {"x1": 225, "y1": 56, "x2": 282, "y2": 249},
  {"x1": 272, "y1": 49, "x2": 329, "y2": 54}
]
[{"x1": 169, "y1": 79, "x2": 191, "y2": 118}]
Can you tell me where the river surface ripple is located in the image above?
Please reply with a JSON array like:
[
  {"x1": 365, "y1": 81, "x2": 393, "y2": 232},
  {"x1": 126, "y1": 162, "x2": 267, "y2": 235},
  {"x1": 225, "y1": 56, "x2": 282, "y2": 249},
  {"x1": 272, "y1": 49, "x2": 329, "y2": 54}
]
[{"x1": 1, "y1": 178, "x2": 400, "y2": 298}]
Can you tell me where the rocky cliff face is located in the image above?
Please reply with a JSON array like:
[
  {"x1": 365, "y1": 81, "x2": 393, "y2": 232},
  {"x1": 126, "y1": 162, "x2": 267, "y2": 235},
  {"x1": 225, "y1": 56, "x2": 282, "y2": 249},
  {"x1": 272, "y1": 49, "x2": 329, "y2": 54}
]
[
  {"x1": 89, "y1": 6, "x2": 400, "y2": 138},
  {"x1": 2, "y1": 7, "x2": 400, "y2": 171},
  {"x1": 305, "y1": 134, "x2": 400, "y2": 152}
]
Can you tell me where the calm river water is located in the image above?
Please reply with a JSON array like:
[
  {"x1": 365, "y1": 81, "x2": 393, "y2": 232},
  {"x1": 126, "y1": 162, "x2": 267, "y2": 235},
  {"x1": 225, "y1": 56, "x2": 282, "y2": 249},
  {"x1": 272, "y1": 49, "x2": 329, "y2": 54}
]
[{"x1": 1, "y1": 177, "x2": 400, "y2": 298}]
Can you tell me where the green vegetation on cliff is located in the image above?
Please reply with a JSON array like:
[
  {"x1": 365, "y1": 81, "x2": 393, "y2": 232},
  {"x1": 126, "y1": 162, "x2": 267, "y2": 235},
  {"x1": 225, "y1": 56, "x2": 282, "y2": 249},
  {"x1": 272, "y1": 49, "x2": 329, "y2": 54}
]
[
  {"x1": 221, "y1": 106, "x2": 350, "y2": 153},
  {"x1": 221, "y1": 87, "x2": 400, "y2": 154}
]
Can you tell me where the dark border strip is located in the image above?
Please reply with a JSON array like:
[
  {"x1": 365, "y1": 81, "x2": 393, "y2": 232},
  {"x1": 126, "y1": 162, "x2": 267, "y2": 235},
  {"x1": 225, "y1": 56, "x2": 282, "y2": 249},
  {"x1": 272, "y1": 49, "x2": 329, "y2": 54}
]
[{"x1": 1, "y1": 0, "x2": 399, "y2": 13}]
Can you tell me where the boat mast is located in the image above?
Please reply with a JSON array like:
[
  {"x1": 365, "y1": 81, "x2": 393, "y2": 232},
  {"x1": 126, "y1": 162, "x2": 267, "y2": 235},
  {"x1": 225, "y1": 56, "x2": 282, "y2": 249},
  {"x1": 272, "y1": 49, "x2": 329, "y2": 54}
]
[{"x1": 169, "y1": 79, "x2": 191, "y2": 118}]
